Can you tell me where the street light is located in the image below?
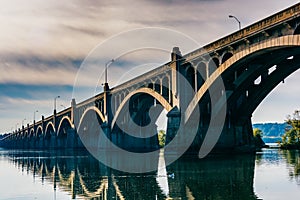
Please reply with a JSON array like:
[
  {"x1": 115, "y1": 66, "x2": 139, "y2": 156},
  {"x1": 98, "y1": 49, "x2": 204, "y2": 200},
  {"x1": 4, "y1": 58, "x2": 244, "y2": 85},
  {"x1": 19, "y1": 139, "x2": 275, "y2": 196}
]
[
  {"x1": 54, "y1": 96, "x2": 60, "y2": 113},
  {"x1": 105, "y1": 59, "x2": 114, "y2": 84},
  {"x1": 22, "y1": 118, "x2": 26, "y2": 127},
  {"x1": 33, "y1": 110, "x2": 38, "y2": 122},
  {"x1": 229, "y1": 15, "x2": 241, "y2": 30}
]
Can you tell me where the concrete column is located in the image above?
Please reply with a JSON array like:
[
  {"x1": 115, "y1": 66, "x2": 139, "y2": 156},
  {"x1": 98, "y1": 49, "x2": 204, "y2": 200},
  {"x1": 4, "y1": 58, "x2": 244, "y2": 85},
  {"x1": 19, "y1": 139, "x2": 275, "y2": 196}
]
[
  {"x1": 170, "y1": 47, "x2": 182, "y2": 108},
  {"x1": 206, "y1": 64, "x2": 210, "y2": 80},
  {"x1": 194, "y1": 67, "x2": 198, "y2": 92},
  {"x1": 71, "y1": 98, "x2": 77, "y2": 125},
  {"x1": 216, "y1": 114, "x2": 255, "y2": 153},
  {"x1": 166, "y1": 107, "x2": 181, "y2": 147},
  {"x1": 53, "y1": 113, "x2": 57, "y2": 133},
  {"x1": 168, "y1": 77, "x2": 172, "y2": 104},
  {"x1": 103, "y1": 83, "x2": 110, "y2": 123},
  {"x1": 25, "y1": 124, "x2": 30, "y2": 149},
  {"x1": 42, "y1": 115, "x2": 45, "y2": 132},
  {"x1": 101, "y1": 122, "x2": 111, "y2": 150}
]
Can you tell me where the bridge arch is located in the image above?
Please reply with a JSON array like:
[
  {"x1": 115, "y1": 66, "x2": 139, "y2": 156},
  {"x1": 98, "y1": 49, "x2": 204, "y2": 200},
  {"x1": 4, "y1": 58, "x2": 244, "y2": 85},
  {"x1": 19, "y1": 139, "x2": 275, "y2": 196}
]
[
  {"x1": 221, "y1": 52, "x2": 233, "y2": 64},
  {"x1": 29, "y1": 128, "x2": 34, "y2": 138},
  {"x1": 35, "y1": 126, "x2": 43, "y2": 138},
  {"x1": 235, "y1": 56, "x2": 300, "y2": 118},
  {"x1": 78, "y1": 106, "x2": 105, "y2": 128},
  {"x1": 45, "y1": 122, "x2": 55, "y2": 139},
  {"x1": 147, "y1": 82, "x2": 154, "y2": 90},
  {"x1": 23, "y1": 130, "x2": 28, "y2": 139},
  {"x1": 111, "y1": 87, "x2": 172, "y2": 130},
  {"x1": 186, "y1": 65, "x2": 196, "y2": 91},
  {"x1": 57, "y1": 116, "x2": 74, "y2": 137},
  {"x1": 196, "y1": 61, "x2": 207, "y2": 90},
  {"x1": 161, "y1": 75, "x2": 170, "y2": 102},
  {"x1": 294, "y1": 25, "x2": 300, "y2": 35},
  {"x1": 208, "y1": 57, "x2": 219, "y2": 77},
  {"x1": 19, "y1": 132, "x2": 23, "y2": 138},
  {"x1": 77, "y1": 106, "x2": 105, "y2": 135},
  {"x1": 153, "y1": 78, "x2": 161, "y2": 94},
  {"x1": 76, "y1": 106, "x2": 106, "y2": 149},
  {"x1": 185, "y1": 35, "x2": 300, "y2": 122}
]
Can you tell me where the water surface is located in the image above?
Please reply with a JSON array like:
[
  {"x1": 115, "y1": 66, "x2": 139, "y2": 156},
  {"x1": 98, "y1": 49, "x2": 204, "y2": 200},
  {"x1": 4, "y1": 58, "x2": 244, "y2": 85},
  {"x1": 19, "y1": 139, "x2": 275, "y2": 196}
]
[{"x1": 0, "y1": 148, "x2": 299, "y2": 199}]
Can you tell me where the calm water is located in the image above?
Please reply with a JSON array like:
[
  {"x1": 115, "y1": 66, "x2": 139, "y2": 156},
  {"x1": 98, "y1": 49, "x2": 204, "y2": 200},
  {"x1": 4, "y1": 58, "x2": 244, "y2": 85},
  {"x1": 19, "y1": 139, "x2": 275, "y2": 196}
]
[{"x1": 0, "y1": 148, "x2": 299, "y2": 200}]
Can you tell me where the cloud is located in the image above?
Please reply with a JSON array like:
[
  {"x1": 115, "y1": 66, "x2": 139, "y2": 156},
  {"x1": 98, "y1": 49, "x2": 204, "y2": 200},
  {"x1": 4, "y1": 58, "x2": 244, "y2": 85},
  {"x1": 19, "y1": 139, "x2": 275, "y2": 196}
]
[
  {"x1": 0, "y1": 95, "x2": 72, "y2": 128},
  {"x1": 1, "y1": 0, "x2": 300, "y2": 133},
  {"x1": 0, "y1": 56, "x2": 78, "y2": 86}
]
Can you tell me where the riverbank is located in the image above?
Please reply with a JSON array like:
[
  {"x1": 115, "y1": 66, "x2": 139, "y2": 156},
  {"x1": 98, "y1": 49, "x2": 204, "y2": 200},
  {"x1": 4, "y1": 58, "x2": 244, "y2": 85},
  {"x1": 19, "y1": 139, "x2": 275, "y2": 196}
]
[{"x1": 279, "y1": 143, "x2": 300, "y2": 150}]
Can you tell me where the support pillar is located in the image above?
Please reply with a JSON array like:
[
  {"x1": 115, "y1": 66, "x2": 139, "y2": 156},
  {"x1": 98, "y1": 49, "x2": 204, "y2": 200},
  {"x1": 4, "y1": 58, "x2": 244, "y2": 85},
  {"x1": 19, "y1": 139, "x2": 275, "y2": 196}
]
[
  {"x1": 101, "y1": 122, "x2": 111, "y2": 150},
  {"x1": 165, "y1": 107, "x2": 181, "y2": 147},
  {"x1": 170, "y1": 47, "x2": 182, "y2": 108}
]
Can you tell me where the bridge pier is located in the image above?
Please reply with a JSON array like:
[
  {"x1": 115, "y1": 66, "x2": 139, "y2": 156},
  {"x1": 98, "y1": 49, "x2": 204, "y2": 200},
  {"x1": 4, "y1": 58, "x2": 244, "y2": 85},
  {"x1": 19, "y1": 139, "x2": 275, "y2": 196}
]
[
  {"x1": 28, "y1": 137, "x2": 35, "y2": 149},
  {"x1": 208, "y1": 114, "x2": 255, "y2": 153},
  {"x1": 166, "y1": 107, "x2": 181, "y2": 148},
  {"x1": 182, "y1": 111, "x2": 255, "y2": 154},
  {"x1": 48, "y1": 132, "x2": 58, "y2": 149},
  {"x1": 101, "y1": 122, "x2": 111, "y2": 149},
  {"x1": 66, "y1": 128, "x2": 77, "y2": 148},
  {"x1": 56, "y1": 129, "x2": 77, "y2": 149}
]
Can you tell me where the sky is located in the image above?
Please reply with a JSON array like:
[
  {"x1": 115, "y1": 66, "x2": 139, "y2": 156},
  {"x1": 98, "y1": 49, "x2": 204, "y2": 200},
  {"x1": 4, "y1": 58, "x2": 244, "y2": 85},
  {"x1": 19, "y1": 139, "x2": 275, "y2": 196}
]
[{"x1": 1, "y1": 0, "x2": 300, "y2": 134}]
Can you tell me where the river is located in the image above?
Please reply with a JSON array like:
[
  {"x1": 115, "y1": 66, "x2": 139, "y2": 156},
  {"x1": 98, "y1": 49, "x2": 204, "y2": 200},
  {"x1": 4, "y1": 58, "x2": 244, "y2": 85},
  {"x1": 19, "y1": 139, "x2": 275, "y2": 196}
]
[{"x1": 0, "y1": 148, "x2": 299, "y2": 200}]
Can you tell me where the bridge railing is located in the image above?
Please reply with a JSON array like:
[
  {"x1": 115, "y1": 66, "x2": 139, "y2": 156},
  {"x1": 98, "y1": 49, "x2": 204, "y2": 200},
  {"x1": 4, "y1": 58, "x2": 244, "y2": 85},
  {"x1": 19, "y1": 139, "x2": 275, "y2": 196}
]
[
  {"x1": 110, "y1": 64, "x2": 171, "y2": 94},
  {"x1": 184, "y1": 3, "x2": 300, "y2": 61},
  {"x1": 56, "y1": 107, "x2": 72, "y2": 117}
]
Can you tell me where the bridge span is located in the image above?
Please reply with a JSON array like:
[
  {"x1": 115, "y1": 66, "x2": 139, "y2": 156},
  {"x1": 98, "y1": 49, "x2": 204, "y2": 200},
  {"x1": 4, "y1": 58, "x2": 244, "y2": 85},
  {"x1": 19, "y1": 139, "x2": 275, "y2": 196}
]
[{"x1": 2, "y1": 3, "x2": 300, "y2": 154}]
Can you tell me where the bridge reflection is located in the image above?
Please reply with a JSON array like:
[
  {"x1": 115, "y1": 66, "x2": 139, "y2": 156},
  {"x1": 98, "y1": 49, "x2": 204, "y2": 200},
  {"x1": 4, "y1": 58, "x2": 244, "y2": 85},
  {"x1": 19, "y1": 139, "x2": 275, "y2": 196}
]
[{"x1": 9, "y1": 150, "x2": 258, "y2": 199}]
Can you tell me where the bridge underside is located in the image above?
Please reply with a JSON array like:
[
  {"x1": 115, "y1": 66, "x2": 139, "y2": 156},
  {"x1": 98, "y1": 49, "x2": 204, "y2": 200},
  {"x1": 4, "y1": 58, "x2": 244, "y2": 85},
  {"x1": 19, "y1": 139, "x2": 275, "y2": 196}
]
[{"x1": 184, "y1": 47, "x2": 300, "y2": 153}]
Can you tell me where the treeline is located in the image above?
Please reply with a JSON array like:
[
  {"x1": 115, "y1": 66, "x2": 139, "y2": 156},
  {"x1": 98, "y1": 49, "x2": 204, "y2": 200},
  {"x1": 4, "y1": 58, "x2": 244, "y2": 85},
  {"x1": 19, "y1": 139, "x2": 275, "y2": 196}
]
[
  {"x1": 253, "y1": 123, "x2": 287, "y2": 143},
  {"x1": 281, "y1": 110, "x2": 300, "y2": 149},
  {"x1": 252, "y1": 109, "x2": 300, "y2": 149}
]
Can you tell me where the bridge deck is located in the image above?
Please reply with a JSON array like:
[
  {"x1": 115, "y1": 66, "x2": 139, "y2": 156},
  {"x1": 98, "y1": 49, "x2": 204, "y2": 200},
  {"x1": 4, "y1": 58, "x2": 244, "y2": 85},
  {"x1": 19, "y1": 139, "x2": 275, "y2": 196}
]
[{"x1": 185, "y1": 3, "x2": 300, "y2": 61}]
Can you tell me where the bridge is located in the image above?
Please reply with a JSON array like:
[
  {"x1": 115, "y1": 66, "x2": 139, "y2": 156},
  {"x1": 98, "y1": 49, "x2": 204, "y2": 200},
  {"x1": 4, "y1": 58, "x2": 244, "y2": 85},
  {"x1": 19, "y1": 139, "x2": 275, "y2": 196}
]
[{"x1": 2, "y1": 3, "x2": 300, "y2": 154}]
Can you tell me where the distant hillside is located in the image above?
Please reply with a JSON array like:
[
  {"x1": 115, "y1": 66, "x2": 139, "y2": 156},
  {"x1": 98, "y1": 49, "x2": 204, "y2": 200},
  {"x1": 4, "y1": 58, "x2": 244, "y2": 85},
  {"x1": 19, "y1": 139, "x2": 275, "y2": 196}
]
[{"x1": 253, "y1": 123, "x2": 289, "y2": 143}]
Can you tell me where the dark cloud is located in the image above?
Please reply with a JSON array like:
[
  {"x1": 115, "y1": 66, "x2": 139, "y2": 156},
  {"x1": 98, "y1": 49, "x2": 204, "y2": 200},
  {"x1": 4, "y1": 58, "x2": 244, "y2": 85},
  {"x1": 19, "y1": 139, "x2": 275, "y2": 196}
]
[
  {"x1": 62, "y1": 24, "x2": 106, "y2": 37},
  {"x1": 145, "y1": 0, "x2": 223, "y2": 4},
  {"x1": 2, "y1": 53, "x2": 82, "y2": 69}
]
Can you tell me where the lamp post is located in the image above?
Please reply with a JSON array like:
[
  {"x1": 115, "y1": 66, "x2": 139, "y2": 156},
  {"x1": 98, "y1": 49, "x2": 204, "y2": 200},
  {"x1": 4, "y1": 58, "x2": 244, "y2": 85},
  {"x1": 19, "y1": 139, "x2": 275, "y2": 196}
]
[
  {"x1": 33, "y1": 110, "x2": 38, "y2": 123},
  {"x1": 103, "y1": 59, "x2": 114, "y2": 124},
  {"x1": 104, "y1": 59, "x2": 114, "y2": 85},
  {"x1": 22, "y1": 118, "x2": 26, "y2": 127},
  {"x1": 229, "y1": 15, "x2": 241, "y2": 30},
  {"x1": 54, "y1": 96, "x2": 60, "y2": 113}
]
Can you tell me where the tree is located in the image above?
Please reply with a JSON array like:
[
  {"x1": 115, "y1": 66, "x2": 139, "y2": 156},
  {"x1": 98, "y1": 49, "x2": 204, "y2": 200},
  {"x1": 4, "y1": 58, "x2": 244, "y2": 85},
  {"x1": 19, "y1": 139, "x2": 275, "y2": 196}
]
[
  {"x1": 158, "y1": 130, "x2": 166, "y2": 147},
  {"x1": 286, "y1": 110, "x2": 300, "y2": 143},
  {"x1": 253, "y1": 128, "x2": 263, "y2": 138},
  {"x1": 281, "y1": 110, "x2": 300, "y2": 148},
  {"x1": 253, "y1": 128, "x2": 265, "y2": 148}
]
